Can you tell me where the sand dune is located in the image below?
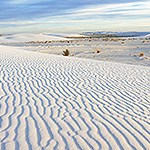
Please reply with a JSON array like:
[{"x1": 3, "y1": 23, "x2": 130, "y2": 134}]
[
  {"x1": 0, "y1": 45, "x2": 150, "y2": 150},
  {"x1": 0, "y1": 33, "x2": 69, "y2": 43}
]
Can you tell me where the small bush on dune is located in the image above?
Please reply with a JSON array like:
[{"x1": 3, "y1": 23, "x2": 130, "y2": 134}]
[
  {"x1": 62, "y1": 49, "x2": 70, "y2": 56},
  {"x1": 133, "y1": 52, "x2": 144, "y2": 57},
  {"x1": 93, "y1": 49, "x2": 101, "y2": 54},
  {"x1": 139, "y1": 53, "x2": 144, "y2": 57},
  {"x1": 96, "y1": 50, "x2": 100, "y2": 53}
]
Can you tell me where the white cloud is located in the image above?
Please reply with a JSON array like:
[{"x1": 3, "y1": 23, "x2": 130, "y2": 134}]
[
  {"x1": 69, "y1": 1, "x2": 150, "y2": 17},
  {"x1": 8, "y1": 0, "x2": 43, "y2": 4},
  {"x1": 1, "y1": 0, "x2": 150, "y2": 33}
]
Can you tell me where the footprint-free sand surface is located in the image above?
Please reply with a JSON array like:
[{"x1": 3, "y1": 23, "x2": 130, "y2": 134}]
[{"x1": 0, "y1": 45, "x2": 150, "y2": 150}]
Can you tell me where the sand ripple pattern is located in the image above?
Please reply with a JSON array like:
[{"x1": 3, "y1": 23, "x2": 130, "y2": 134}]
[{"x1": 0, "y1": 46, "x2": 150, "y2": 150}]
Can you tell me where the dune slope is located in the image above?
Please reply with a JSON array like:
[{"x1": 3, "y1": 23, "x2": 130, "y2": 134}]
[
  {"x1": 0, "y1": 33, "x2": 69, "y2": 43},
  {"x1": 0, "y1": 46, "x2": 150, "y2": 150}
]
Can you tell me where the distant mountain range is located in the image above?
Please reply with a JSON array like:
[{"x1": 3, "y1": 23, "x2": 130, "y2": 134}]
[{"x1": 81, "y1": 31, "x2": 150, "y2": 37}]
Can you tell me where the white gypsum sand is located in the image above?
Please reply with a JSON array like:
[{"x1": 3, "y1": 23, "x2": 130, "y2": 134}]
[
  {"x1": 0, "y1": 33, "x2": 70, "y2": 43},
  {"x1": 0, "y1": 45, "x2": 150, "y2": 150},
  {"x1": 1, "y1": 33, "x2": 149, "y2": 66}
]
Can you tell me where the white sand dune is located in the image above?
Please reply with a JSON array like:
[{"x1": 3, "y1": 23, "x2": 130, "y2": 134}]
[
  {"x1": 0, "y1": 33, "x2": 69, "y2": 43},
  {"x1": 44, "y1": 33, "x2": 86, "y2": 38},
  {"x1": 145, "y1": 34, "x2": 150, "y2": 38},
  {"x1": 0, "y1": 45, "x2": 150, "y2": 150}
]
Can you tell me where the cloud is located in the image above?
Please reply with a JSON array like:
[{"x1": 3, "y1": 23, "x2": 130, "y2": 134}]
[
  {"x1": 0, "y1": 0, "x2": 149, "y2": 33},
  {"x1": 7, "y1": 0, "x2": 45, "y2": 4},
  {"x1": 69, "y1": 1, "x2": 150, "y2": 17},
  {"x1": 1, "y1": 1, "x2": 149, "y2": 20}
]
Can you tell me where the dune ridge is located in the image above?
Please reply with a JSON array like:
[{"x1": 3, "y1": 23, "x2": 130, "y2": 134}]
[
  {"x1": 0, "y1": 33, "x2": 70, "y2": 43},
  {"x1": 0, "y1": 46, "x2": 150, "y2": 150}
]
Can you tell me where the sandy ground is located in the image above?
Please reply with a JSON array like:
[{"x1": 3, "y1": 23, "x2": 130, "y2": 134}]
[
  {"x1": 1, "y1": 34, "x2": 150, "y2": 66},
  {"x1": 0, "y1": 45, "x2": 150, "y2": 150}
]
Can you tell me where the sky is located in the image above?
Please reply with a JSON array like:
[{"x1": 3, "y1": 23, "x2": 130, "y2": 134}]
[{"x1": 0, "y1": 0, "x2": 150, "y2": 33}]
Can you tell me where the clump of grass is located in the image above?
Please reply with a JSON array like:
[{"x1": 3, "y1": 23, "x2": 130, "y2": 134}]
[
  {"x1": 139, "y1": 53, "x2": 144, "y2": 57},
  {"x1": 93, "y1": 49, "x2": 101, "y2": 54},
  {"x1": 62, "y1": 49, "x2": 70, "y2": 56},
  {"x1": 133, "y1": 52, "x2": 144, "y2": 57},
  {"x1": 96, "y1": 50, "x2": 100, "y2": 53},
  {"x1": 102, "y1": 38, "x2": 109, "y2": 42}
]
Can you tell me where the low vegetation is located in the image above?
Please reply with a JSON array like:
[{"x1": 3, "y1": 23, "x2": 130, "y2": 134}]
[
  {"x1": 62, "y1": 49, "x2": 70, "y2": 56},
  {"x1": 95, "y1": 49, "x2": 101, "y2": 53},
  {"x1": 133, "y1": 52, "x2": 144, "y2": 57},
  {"x1": 139, "y1": 53, "x2": 144, "y2": 57}
]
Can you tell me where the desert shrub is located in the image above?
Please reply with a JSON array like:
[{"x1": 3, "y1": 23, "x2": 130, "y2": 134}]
[
  {"x1": 62, "y1": 49, "x2": 70, "y2": 56},
  {"x1": 139, "y1": 53, "x2": 144, "y2": 57},
  {"x1": 93, "y1": 49, "x2": 101, "y2": 53},
  {"x1": 133, "y1": 53, "x2": 144, "y2": 57},
  {"x1": 96, "y1": 50, "x2": 100, "y2": 53}
]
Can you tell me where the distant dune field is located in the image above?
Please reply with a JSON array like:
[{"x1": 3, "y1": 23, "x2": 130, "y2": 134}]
[{"x1": 1, "y1": 33, "x2": 149, "y2": 66}]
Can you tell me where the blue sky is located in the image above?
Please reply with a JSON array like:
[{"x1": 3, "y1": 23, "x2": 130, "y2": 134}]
[{"x1": 0, "y1": 0, "x2": 150, "y2": 33}]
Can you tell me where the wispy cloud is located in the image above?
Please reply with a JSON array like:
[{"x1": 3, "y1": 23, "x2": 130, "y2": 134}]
[
  {"x1": 0, "y1": 0, "x2": 149, "y2": 33},
  {"x1": 7, "y1": 0, "x2": 45, "y2": 4},
  {"x1": 69, "y1": 1, "x2": 150, "y2": 17}
]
